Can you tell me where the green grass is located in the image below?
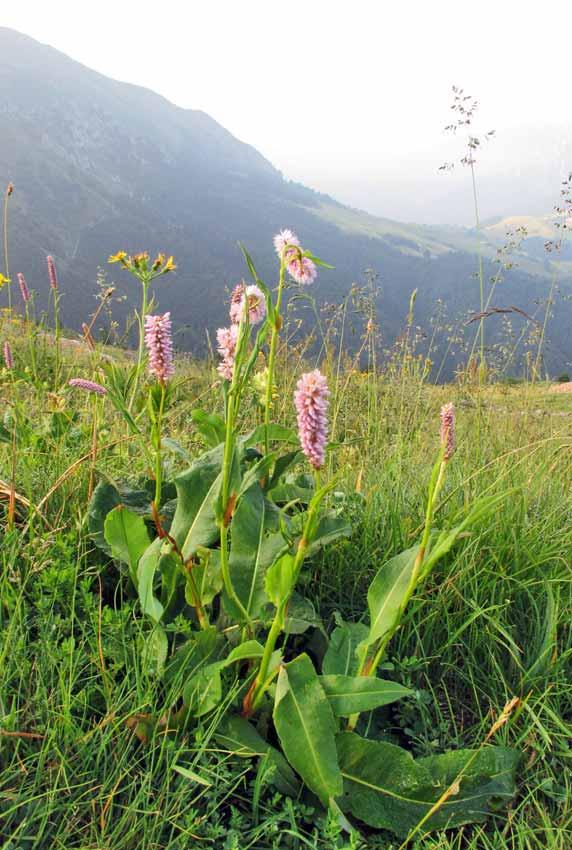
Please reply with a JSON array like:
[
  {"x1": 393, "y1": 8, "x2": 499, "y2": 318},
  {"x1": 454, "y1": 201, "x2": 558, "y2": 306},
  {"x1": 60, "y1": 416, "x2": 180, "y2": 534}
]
[{"x1": 1, "y1": 321, "x2": 571, "y2": 849}]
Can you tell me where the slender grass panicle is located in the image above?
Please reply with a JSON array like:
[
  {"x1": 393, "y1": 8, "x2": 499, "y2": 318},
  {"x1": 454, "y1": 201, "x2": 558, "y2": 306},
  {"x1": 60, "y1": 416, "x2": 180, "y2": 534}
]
[
  {"x1": 440, "y1": 402, "x2": 455, "y2": 460},
  {"x1": 68, "y1": 378, "x2": 107, "y2": 396},
  {"x1": 144, "y1": 312, "x2": 175, "y2": 383},
  {"x1": 229, "y1": 282, "x2": 266, "y2": 325},
  {"x1": 3, "y1": 340, "x2": 14, "y2": 370},
  {"x1": 216, "y1": 325, "x2": 238, "y2": 380},
  {"x1": 47, "y1": 255, "x2": 58, "y2": 290},
  {"x1": 17, "y1": 272, "x2": 30, "y2": 303},
  {"x1": 294, "y1": 369, "x2": 330, "y2": 469}
]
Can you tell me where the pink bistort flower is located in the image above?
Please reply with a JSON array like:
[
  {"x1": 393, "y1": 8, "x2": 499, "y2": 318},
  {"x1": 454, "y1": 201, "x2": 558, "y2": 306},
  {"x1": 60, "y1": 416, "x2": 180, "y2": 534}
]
[
  {"x1": 286, "y1": 254, "x2": 317, "y2": 285},
  {"x1": 229, "y1": 282, "x2": 266, "y2": 326},
  {"x1": 294, "y1": 369, "x2": 330, "y2": 469},
  {"x1": 47, "y1": 255, "x2": 58, "y2": 290},
  {"x1": 69, "y1": 378, "x2": 107, "y2": 396},
  {"x1": 216, "y1": 325, "x2": 239, "y2": 381},
  {"x1": 440, "y1": 402, "x2": 455, "y2": 460},
  {"x1": 17, "y1": 273, "x2": 30, "y2": 303},
  {"x1": 273, "y1": 229, "x2": 300, "y2": 257},
  {"x1": 3, "y1": 341, "x2": 14, "y2": 370},
  {"x1": 144, "y1": 312, "x2": 175, "y2": 383}
]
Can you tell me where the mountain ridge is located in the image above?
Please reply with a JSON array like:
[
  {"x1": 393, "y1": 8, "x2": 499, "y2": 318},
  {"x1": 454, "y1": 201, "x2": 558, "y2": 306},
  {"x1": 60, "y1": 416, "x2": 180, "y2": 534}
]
[{"x1": 1, "y1": 27, "x2": 570, "y2": 374}]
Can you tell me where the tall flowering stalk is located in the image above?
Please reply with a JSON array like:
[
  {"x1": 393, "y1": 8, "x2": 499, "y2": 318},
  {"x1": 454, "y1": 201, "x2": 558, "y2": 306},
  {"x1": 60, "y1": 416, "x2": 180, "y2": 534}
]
[
  {"x1": 69, "y1": 377, "x2": 108, "y2": 500},
  {"x1": 347, "y1": 402, "x2": 457, "y2": 730},
  {"x1": 144, "y1": 312, "x2": 175, "y2": 509},
  {"x1": 47, "y1": 255, "x2": 61, "y2": 387},
  {"x1": 3, "y1": 183, "x2": 13, "y2": 313},
  {"x1": 3, "y1": 340, "x2": 14, "y2": 370},
  {"x1": 263, "y1": 229, "x2": 317, "y2": 456},
  {"x1": 248, "y1": 372, "x2": 334, "y2": 713},
  {"x1": 108, "y1": 251, "x2": 176, "y2": 410},
  {"x1": 18, "y1": 273, "x2": 37, "y2": 380}
]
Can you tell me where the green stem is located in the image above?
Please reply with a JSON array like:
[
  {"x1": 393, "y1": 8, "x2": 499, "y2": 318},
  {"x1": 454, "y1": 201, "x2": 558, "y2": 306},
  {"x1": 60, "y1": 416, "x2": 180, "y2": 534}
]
[
  {"x1": 264, "y1": 260, "x2": 286, "y2": 456},
  {"x1": 250, "y1": 469, "x2": 322, "y2": 711},
  {"x1": 153, "y1": 382, "x2": 166, "y2": 509},
  {"x1": 470, "y1": 160, "x2": 485, "y2": 379},
  {"x1": 348, "y1": 458, "x2": 449, "y2": 731},
  {"x1": 53, "y1": 289, "x2": 61, "y2": 390},
  {"x1": 219, "y1": 373, "x2": 250, "y2": 623},
  {"x1": 3, "y1": 185, "x2": 11, "y2": 313},
  {"x1": 130, "y1": 277, "x2": 149, "y2": 411}
]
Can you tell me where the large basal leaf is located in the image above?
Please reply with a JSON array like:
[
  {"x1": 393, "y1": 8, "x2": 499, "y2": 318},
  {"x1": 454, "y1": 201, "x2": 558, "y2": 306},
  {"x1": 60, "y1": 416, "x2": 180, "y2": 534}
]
[
  {"x1": 88, "y1": 479, "x2": 151, "y2": 555},
  {"x1": 320, "y1": 675, "x2": 412, "y2": 717},
  {"x1": 337, "y1": 732, "x2": 519, "y2": 838},
  {"x1": 190, "y1": 548, "x2": 222, "y2": 606},
  {"x1": 104, "y1": 505, "x2": 150, "y2": 588},
  {"x1": 225, "y1": 483, "x2": 288, "y2": 620},
  {"x1": 243, "y1": 424, "x2": 299, "y2": 449},
  {"x1": 137, "y1": 538, "x2": 164, "y2": 623},
  {"x1": 323, "y1": 619, "x2": 369, "y2": 676},
  {"x1": 364, "y1": 545, "x2": 420, "y2": 650},
  {"x1": 273, "y1": 654, "x2": 343, "y2": 805},
  {"x1": 305, "y1": 511, "x2": 352, "y2": 556},
  {"x1": 216, "y1": 714, "x2": 299, "y2": 796},
  {"x1": 169, "y1": 446, "x2": 224, "y2": 561}
]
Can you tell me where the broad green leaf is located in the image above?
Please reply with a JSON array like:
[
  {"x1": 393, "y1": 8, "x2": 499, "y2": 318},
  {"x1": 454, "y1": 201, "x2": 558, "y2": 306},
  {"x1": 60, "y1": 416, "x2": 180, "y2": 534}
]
[
  {"x1": 88, "y1": 479, "x2": 150, "y2": 555},
  {"x1": 268, "y1": 450, "x2": 301, "y2": 490},
  {"x1": 183, "y1": 663, "x2": 222, "y2": 716},
  {"x1": 161, "y1": 437, "x2": 191, "y2": 462},
  {"x1": 224, "y1": 640, "x2": 265, "y2": 665},
  {"x1": 159, "y1": 548, "x2": 186, "y2": 622},
  {"x1": 284, "y1": 595, "x2": 321, "y2": 635},
  {"x1": 364, "y1": 545, "x2": 420, "y2": 650},
  {"x1": 191, "y1": 409, "x2": 226, "y2": 448},
  {"x1": 137, "y1": 538, "x2": 164, "y2": 623},
  {"x1": 104, "y1": 506, "x2": 150, "y2": 587},
  {"x1": 225, "y1": 484, "x2": 288, "y2": 620},
  {"x1": 162, "y1": 627, "x2": 218, "y2": 690},
  {"x1": 216, "y1": 714, "x2": 299, "y2": 796},
  {"x1": 320, "y1": 675, "x2": 412, "y2": 716},
  {"x1": 169, "y1": 446, "x2": 224, "y2": 561},
  {"x1": 305, "y1": 511, "x2": 352, "y2": 555},
  {"x1": 173, "y1": 764, "x2": 212, "y2": 787},
  {"x1": 337, "y1": 732, "x2": 519, "y2": 838},
  {"x1": 323, "y1": 619, "x2": 369, "y2": 676},
  {"x1": 273, "y1": 654, "x2": 343, "y2": 805},
  {"x1": 243, "y1": 424, "x2": 299, "y2": 448},
  {"x1": 265, "y1": 553, "x2": 296, "y2": 610}
]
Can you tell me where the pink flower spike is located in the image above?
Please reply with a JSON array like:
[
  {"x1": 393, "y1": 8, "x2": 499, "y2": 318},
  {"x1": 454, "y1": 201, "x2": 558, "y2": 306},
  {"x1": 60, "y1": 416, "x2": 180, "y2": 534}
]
[
  {"x1": 229, "y1": 282, "x2": 266, "y2": 326},
  {"x1": 3, "y1": 341, "x2": 14, "y2": 370},
  {"x1": 47, "y1": 255, "x2": 58, "y2": 290},
  {"x1": 144, "y1": 312, "x2": 175, "y2": 383},
  {"x1": 287, "y1": 255, "x2": 317, "y2": 286},
  {"x1": 216, "y1": 325, "x2": 239, "y2": 381},
  {"x1": 273, "y1": 229, "x2": 300, "y2": 256},
  {"x1": 229, "y1": 283, "x2": 246, "y2": 325},
  {"x1": 17, "y1": 273, "x2": 30, "y2": 303},
  {"x1": 69, "y1": 378, "x2": 107, "y2": 396},
  {"x1": 440, "y1": 402, "x2": 455, "y2": 460},
  {"x1": 294, "y1": 369, "x2": 330, "y2": 470}
]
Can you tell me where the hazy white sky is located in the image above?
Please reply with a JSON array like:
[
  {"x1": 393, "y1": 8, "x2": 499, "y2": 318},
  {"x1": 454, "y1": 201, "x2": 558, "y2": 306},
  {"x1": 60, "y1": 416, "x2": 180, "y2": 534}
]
[{"x1": 3, "y1": 0, "x2": 572, "y2": 219}]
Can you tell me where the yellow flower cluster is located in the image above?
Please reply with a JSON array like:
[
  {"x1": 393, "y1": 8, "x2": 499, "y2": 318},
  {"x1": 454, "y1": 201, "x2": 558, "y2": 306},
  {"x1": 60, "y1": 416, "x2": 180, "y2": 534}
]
[{"x1": 108, "y1": 251, "x2": 177, "y2": 277}]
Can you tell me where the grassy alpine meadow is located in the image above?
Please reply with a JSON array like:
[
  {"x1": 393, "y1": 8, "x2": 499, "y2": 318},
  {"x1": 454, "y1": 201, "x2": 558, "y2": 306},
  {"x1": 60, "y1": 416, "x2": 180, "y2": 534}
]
[{"x1": 0, "y1": 234, "x2": 571, "y2": 850}]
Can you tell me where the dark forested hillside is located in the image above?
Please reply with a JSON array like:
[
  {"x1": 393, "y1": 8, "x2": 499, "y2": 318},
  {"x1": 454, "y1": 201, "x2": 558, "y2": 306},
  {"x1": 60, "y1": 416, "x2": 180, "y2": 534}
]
[{"x1": 1, "y1": 27, "x2": 570, "y2": 375}]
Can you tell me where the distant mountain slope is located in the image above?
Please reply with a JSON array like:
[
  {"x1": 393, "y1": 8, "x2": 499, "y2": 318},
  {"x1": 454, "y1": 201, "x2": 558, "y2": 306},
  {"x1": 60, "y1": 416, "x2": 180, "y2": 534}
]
[{"x1": 1, "y1": 27, "x2": 570, "y2": 375}]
